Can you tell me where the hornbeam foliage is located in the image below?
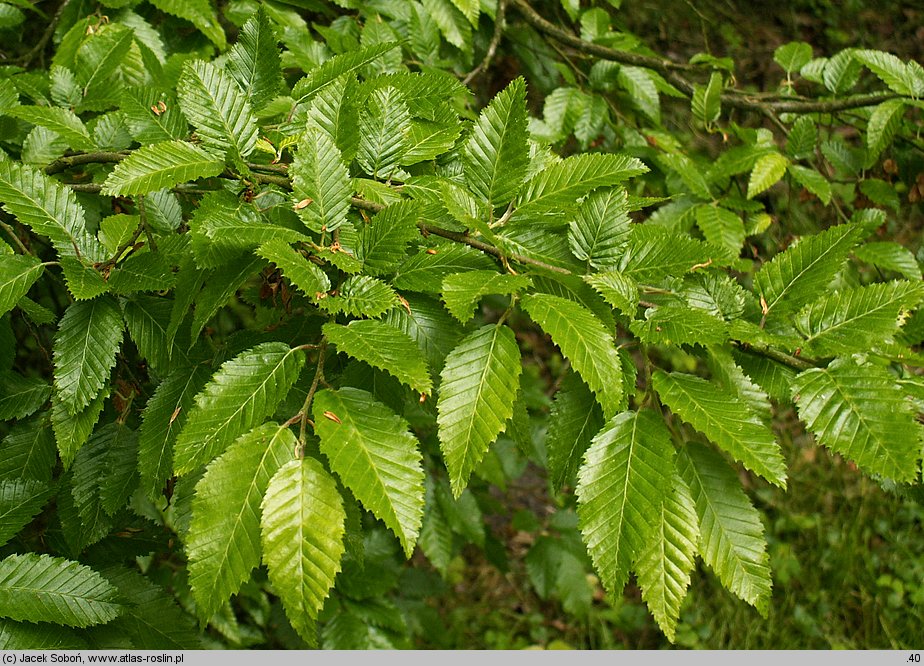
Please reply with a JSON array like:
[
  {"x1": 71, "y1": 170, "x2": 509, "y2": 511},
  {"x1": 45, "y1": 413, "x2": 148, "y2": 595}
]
[{"x1": 0, "y1": 0, "x2": 921, "y2": 649}]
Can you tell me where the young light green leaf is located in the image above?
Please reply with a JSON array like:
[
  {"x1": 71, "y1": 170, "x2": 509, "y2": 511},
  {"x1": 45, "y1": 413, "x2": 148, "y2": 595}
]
[
  {"x1": 0, "y1": 553, "x2": 122, "y2": 628},
  {"x1": 177, "y1": 60, "x2": 258, "y2": 165},
  {"x1": 568, "y1": 187, "x2": 631, "y2": 268},
  {"x1": 753, "y1": 223, "x2": 864, "y2": 318},
  {"x1": 747, "y1": 152, "x2": 789, "y2": 199},
  {"x1": 292, "y1": 126, "x2": 352, "y2": 234},
  {"x1": 0, "y1": 479, "x2": 53, "y2": 547},
  {"x1": 546, "y1": 371, "x2": 604, "y2": 490},
  {"x1": 635, "y1": 472, "x2": 699, "y2": 643},
  {"x1": 148, "y1": 0, "x2": 226, "y2": 49},
  {"x1": 173, "y1": 343, "x2": 306, "y2": 475},
  {"x1": 422, "y1": 0, "x2": 471, "y2": 50},
  {"x1": 853, "y1": 242, "x2": 922, "y2": 281},
  {"x1": 316, "y1": 275, "x2": 398, "y2": 319},
  {"x1": 584, "y1": 270, "x2": 639, "y2": 315},
  {"x1": 313, "y1": 388, "x2": 425, "y2": 556},
  {"x1": 441, "y1": 270, "x2": 531, "y2": 323},
  {"x1": 323, "y1": 320, "x2": 432, "y2": 394},
  {"x1": 226, "y1": 8, "x2": 283, "y2": 112},
  {"x1": 521, "y1": 293, "x2": 623, "y2": 419},
  {"x1": 0, "y1": 255, "x2": 43, "y2": 317},
  {"x1": 823, "y1": 48, "x2": 862, "y2": 94},
  {"x1": 187, "y1": 422, "x2": 294, "y2": 621},
  {"x1": 463, "y1": 77, "x2": 529, "y2": 207},
  {"x1": 792, "y1": 356, "x2": 923, "y2": 482},
  {"x1": 261, "y1": 457, "x2": 345, "y2": 644},
  {"x1": 653, "y1": 371, "x2": 786, "y2": 488},
  {"x1": 794, "y1": 281, "x2": 924, "y2": 356},
  {"x1": 102, "y1": 140, "x2": 224, "y2": 196},
  {"x1": 677, "y1": 443, "x2": 772, "y2": 616},
  {"x1": 357, "y1": 86, "x2": 410, "y2": 178},
  {"x1": 788, "y1": 165, "x2": 832, "y2": 205},
  {"x1": 786, "y1": 116, "x2": 817, "y2": 159},
  {"x1": 437, "y1": 325, "x2": 522, "y2": 497},
  {"x1": 618, "y1": 66, "x2": 660, "y2": 124},
  {"x1": 576, "y1": 410, "x2": 675, "y2": 598},
  {"x1": 854, "y1": 49, "x2": 918, "y2": 96},
  {"x1": 292, "y1": 42, "x2": 400, "y2": 103},
  {"x1": 866, "y1": 99, "x2": 905, "y2": 159},
  {"x1": 694, "y1": 204, "x2": 745, "y2": 257},
  {"x1": 774, "y1": 42, "x2": 813, "y2": 74},
  {"x1": 53, "y1": 295, "x2": 123, "y2": 415}
]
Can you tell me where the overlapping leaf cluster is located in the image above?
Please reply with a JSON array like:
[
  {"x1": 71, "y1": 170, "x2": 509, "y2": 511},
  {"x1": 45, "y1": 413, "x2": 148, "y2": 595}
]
[{"x1": 0, "y1": 0, "x2": 921, "y2": 649}]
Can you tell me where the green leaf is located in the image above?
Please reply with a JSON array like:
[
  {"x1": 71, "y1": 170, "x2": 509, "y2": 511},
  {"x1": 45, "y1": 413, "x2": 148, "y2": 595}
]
[
  {"x1": 854, "y1": 49, "x2": 918, "y2": 95},
  {"x1": 0, "y1": 161, "x2": 107, "y2": 265},
  {"x1": 694, "y1": 204, "x2": 745, "y2": 257},
  {"x1": 0, "y1": 418, "x2": 57, "y2": 483},
  {"x1": 256, "y1": 239, "x2": 330, "y2": 299},
  {"x1": 618, "y1": 66, "x2": 660, "y2": 124},
  {"x1": 774, "y1": 42, "x2": 813, "y2": 74},
  {"x1": 521, "y1": 293, "x2": 623, "y2": 419},
  {"x1": 518, "y1": 153, "x2": 648, "y2": 214},
  {"x1": 187, "y1": 422, "x2": 294, "y2": 621},
  {"x1": 383, "y1": 293, "x2": 463, "y2": 370},
  {"x1": 122, "y1": 294, "x2": 181, "y2": 374},
  {"x1": 188, "y1": 254, "x2": 264, "y2": 344},
  {"x1": 108, "y1": 253, "x2": 178, "y2": 295},
  {"x1": 292, "y1": 42, "x2": 400, "y2": 103},
  {"x1": 70, "y1": 423, "x2": 138, "y2": 528},
  {"x1": 853, "y1": 242, "x2": 922, "y2": 281},
  {"x1": 138, "y1": 364, "x2": 211, "y2": 500},
  {"x1": 618, "y1": 225, "x2": 719, "y2": 283},
  {"x1": 173, "y1": 343, "x2": 306, "y2": 475},
  {"x1": 261, "y1": 457, "x2": 346, "y2": 643},
  {"x1": 788, "y1": 165, "x2": 832, "y2": 205},
  {"x1": 630, "y1": 304, "x2": 728, "y2": 347},
  {"x1": 823, "y1": 48, "x2": 862, "y2": 94},
  {"x1": 635, "y1": 472, "x2": 699, "y2": 643},
  {"x1": 576, "y1": 410, "x2": 675, "y2": 598},
  {"x1": 795, "y1": 281, "x2": 924, "y2": 356},
  {"x1": 546, "y1": 371, "x2": 604, "y2": 490},
  {"x1": 313, "y1": 388, "x2": 425, "y2": 556},
  {"x1": 53, "y1": 295, "x2": 123, "y2": 415},
  {"x1": 393, "y1": 245, "x2": 497, "y2": 293},
  {"x1": 52, "y1": 389, "x2": 108, "y2": 469},
  {"x1": 148, "y1": 0, "x2": 226, "y2": 49},
  {"x1": 75, "y1": 26, "x2": 134, "y2": 111},
  {"x1": 0, "y1": 553, "x2": 122, "y2": 628},
  {"x1": 441, "y1": 270, "x2": 530, "y2": 323},
  {"x1": 652, "y1": 371, "x2": 786, "y2": 488},
  {"x1": 0, "y1": 254, "x2": 43, "y2": 317},
  {"x1": 792, "y1": 357, "x2": 923, "y2": 482},
  {"x1": 584, "y1": 270, "x2": 639, "y2": 315},
  {"x1": 0, "y1": 479, "x2": 53, "y2": 547},
  {"x1": 753, "y1": 223, "x2": 864, "y2": 318},
  {"x1": 226, "y1": 8, "x2": 283, "y2": 112},
  {"x1": 866, "y1": 99, "x2": 905, "y2": 159},
  {"x1": 786, "y1": 116, "x2": 817, "y2": 159},
  {"x1": 6, "y1": 105, "x2": 95, "y2": 152},
  {"x1": 292, "y1": 126, "x2": 352, "y2": 234},
  {"x1": 437, "y1": 325, "x2": 522, "y2": 497},
  {"x1": 568, "y1": 187, "x2": 631, "y2": 268},
  {"x1": 747, "y1": 152, "x2": 789, "y2": 199},
  {"x1": 463, "y1": 77, "x2": 529, "y2": 207},
  {"x1": 316, "y1": 275, "x2": 398, "y2": 319},
  {"x1": 177, "y1": 60, "x2": 258, "y2": 165},
  {"x1": 0, "y1": 373, "x2": 50, "y2": 421},
  {"x1": 677, "y1": 443, "x2": 772, "y2": 615},
  {"x1": 120, "y1": 87, "x2": 187, "y2": 144},
  {"x1": 0, "y1": 619, "x2": 86, "y2": 650},
  {"x1": 101, "y1": 140, "x2": 224, "y2": 196},
  {"x1": 357, "y1": 86, "x2": 410, "y2": 178},
  {"x1": 422, "y1": 0, "x2": 471, "y2": 51},
  {"x1": 324, "y1": 320, "x2": 432, "y2": 394},
  {"x1": 357, "y1": 201, "x2": 421, "y2": 275}
]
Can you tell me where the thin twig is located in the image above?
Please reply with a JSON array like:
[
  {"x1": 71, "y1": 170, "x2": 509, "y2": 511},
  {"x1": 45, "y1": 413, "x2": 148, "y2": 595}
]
[
  {"x1": 463, "y1": 0, "x2": 507, "y2": 86},
  {"x1": 17, "y1": 0, "x2": 72, "y2": 67},
  {"x1": 1, "y1": 220, "x2": 31, "y2": 255},
  {"x1": 299, "y1": 339, "x2": 328, "y2": 445},
  {"x1": 45, "y1": 151, "x2": 130, "y2": 175}
]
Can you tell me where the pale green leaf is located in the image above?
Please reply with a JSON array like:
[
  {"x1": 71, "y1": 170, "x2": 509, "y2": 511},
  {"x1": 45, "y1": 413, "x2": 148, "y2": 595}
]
[
  {"x1": 323, "y1": 320, "x2": 432, "y2": 394},
  {"x1": 437, "y1": 325, "x2": 521, "y2": 497},
  {"x1": 177, "y1": 60, "x2": 258, "y2": 165},
  {"x1": 774, "y1": 42, "x2": 813, "y2": 74},
  {"x1": 677, "y1": 443, "x2": 772, "y2": 615},
  {"x1": 635, "y1": 472, "x2": 699, "y2": 643},
  {"x1": 630, "y1": 304, "x2": 728, "y2": 347},
  {"x1": 188, "y1": 422, "x2": 294, "y2": 620},
  {"x1": 313, "y1": 388, "x2": 425, "y2": 556},
  {"x1": 463, "y1": 77, "x2": 529, "y2": 207},
  {"x1": 441, "y1": 270, "x2": 530, "y2": 323},
  {"x1": 262, "y1": 457, "x2": 345, "y2": 643},
  {"x1": 53, "y1": 295, "x2": 123, "y2": 415},
  {"x1": 853, "y1": 242, "x2": 922, "y2": 280},
  {"x1": 753, "y1": 223, "x2": 864, "y2": 317},
  {"x1": 792, "y1": 356, "x2": 923, "y2": 482},
  {"x1": 173, "y1": 343, "x2": 306, "y2": 475},
  {"x1": 854, "y1": 49, "x2": 917, "y2": 95},
  {"x1": 747, "y1": 152, "x2": 789, "y2": 199},
  {"x1": 795, "y1": 281, "x2": 924, "y2": 356},
  {"x1": 0, "y1": 553, "x2": 122, "y2": 628},
  {"x1": 568, "y1": 187, "x2": 631, "y2": 268},
  {"x1": 521, "y1": 293, "x2": 623, "y2": 419},
  {"x1": 786, "y1": 116, "x2": 817, "y2": 159},
  {"x1": 292, "y1": 126, "x2": 352, "y2": 234},
  {"x1": 823, "y1": 48, "x2": 862, "y2": 94},
  {"x1": 0, "y1": 254, "x2": 43, "y2": 317},
  {"x1": 422, "y1": 0, "x2": 471, "y2": 50},
  {"x1": 653, "y1": 371, "x2": 786, "y2": 488},
  {"x1": 866, "y1": 99, "x2": 905, "y2": 159},
  {"x1": 584, "y1": 270, "x2": 639, "y2": 315},
  {"x1": 101, "y1": 140, "x2": 224, "y2": 196},
  {"x1": 618, "y1": 66, "x2": 660, "y2": 124},
  {"x1": 576, "y1": 410, "x2": 675, "y2": 598},
  {"x1": 316, "y1": 275, "x2": 398, "y2": 319},
  {"x1": 148, "y1": 0, "x2": 226, "y2": 49},
  {"x1": 694, "y1": 204, "x2": 745, "y2": 256}
]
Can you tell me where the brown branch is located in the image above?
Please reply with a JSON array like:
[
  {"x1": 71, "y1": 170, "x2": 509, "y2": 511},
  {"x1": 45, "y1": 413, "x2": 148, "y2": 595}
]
[
  {"x1": 45, "y1": 152, "x2": 130, "y2": 175},
  {"x1": 731, "y1": 340, "x2": 817, "y2": 371},
  {"x1": 511, "y1": 0, "x2": 906, "y2": 115}
]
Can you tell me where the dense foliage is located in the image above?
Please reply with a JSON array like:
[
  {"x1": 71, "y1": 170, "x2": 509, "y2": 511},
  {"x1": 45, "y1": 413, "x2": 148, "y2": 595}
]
[{"x1": 0, "y1": 0, "x2": 922, "y2": 649}]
